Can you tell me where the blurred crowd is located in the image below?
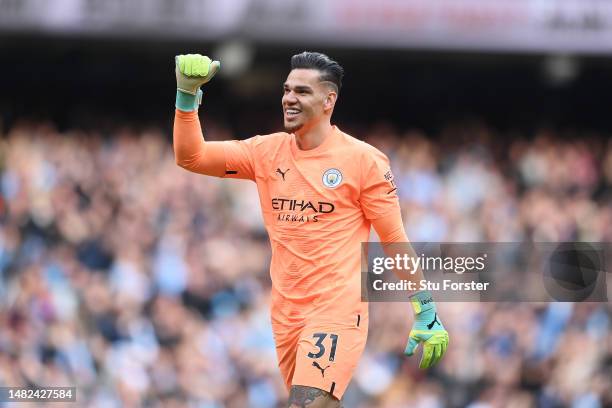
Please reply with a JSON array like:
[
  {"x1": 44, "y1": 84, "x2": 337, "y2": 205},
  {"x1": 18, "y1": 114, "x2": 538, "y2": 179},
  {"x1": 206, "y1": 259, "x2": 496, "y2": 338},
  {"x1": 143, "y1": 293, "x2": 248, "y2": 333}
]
[{"x1": 0, "y1": 119, "x2": 610, "y2": 407}]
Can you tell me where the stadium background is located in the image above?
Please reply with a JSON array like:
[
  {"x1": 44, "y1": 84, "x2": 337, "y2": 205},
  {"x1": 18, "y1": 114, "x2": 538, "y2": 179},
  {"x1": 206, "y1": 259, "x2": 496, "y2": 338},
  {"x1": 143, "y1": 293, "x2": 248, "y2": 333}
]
[{"x1": 0, "y1": 1, "x2": 611, "y2": 407}]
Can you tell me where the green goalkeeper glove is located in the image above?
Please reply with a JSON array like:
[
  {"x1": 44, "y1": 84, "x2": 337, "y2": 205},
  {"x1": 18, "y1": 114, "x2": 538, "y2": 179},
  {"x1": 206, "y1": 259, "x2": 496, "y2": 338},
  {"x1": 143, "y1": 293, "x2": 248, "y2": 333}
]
[
  {"x1": 404, "y1": 290, "x2": 449, "y2": 369},
  {"x1": 175, "y1": 54, "x2": 221, "y2": 112}
]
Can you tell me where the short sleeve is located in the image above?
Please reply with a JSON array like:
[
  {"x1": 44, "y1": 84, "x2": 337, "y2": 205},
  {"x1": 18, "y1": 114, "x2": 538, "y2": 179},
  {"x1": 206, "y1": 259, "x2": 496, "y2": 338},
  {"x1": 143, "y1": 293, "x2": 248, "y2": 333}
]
[
  {"x1": 360, "y1": 148, "x2": 400, "y2": 220},
  {"x1": 222, "y1": 136, "x2": 260, "y2": 181}
]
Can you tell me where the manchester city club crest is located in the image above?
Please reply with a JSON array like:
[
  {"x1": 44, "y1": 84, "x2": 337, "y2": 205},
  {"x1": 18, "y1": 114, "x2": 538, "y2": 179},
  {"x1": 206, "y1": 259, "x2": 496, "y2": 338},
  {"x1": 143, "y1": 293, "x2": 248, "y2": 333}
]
[{"x1": 322, "y1": 168, "x2": 343, "y2": 188}]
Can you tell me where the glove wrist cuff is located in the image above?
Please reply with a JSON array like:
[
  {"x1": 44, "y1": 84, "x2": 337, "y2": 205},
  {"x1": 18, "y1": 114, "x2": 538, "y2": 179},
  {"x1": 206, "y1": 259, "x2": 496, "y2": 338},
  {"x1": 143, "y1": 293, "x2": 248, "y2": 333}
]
[
  {"x1": 176, "y1": 89, "x2": 203, "y2": 112},
  {"x1": 409, "y1": 290, "x2": 436, "y2": 315}
]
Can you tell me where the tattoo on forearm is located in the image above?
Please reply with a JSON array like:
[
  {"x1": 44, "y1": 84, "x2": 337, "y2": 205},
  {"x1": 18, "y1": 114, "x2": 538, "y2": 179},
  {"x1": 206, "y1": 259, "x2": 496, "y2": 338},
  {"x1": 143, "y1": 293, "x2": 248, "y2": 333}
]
[{"x1": 288, "y1": 386, "x2": 328, "y2": 407}]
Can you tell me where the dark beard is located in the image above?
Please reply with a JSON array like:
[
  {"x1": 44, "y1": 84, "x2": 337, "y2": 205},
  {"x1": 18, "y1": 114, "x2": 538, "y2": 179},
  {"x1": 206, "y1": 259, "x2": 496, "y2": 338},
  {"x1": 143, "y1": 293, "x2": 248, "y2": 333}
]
[{"x1": 284, "y1": 122, "x2": 303, "y2": 133}]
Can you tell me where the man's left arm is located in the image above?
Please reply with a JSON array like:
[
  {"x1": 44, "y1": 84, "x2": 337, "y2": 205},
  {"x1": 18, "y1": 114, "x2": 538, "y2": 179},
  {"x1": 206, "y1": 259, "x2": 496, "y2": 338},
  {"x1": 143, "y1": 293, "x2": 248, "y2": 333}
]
[
  {"x1": 360, "y1": 149, "x2": 450, "y2": 369},
  {"x1": 371, "y1": 213, "x2": 450, "y2": 369}
]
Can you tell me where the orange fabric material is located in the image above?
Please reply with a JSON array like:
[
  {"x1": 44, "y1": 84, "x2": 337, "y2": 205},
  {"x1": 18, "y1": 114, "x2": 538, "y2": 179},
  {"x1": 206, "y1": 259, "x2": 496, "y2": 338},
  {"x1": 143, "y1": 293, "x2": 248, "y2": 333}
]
[
  {"x1": 173, "y1": 109, "x2": 227, "y2": 177},
  {"x1": 371, "y1": 211, "x2": 409, "y2": 243},
  {"x1": 274, "y1": 314, "x2": 369, "y2": 399},
  {"x1": 174, "y1": 111, "x2": 404, "y2": 321},
  {"x1": 217, "y1": 125, "x2": 402, "y2": 325},
  {"x1": 174, "y1": 113, "x2": 405, "y2": 396}
]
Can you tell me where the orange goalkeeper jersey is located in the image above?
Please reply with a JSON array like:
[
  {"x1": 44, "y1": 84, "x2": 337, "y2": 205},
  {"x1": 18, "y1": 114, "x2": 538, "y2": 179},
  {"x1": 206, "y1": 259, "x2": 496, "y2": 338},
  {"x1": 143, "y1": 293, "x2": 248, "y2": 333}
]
[
  {"x1": 221, "y1": 127, "x2": 400, "y2": 325},
  {"x1": 174, "y1": 111, "x2": 401, "y2": 327}
]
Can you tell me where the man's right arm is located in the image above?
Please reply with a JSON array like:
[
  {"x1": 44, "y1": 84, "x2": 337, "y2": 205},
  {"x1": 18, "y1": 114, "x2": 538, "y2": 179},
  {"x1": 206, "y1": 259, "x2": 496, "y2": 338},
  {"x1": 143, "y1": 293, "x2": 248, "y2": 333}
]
[
  {"x1": 173, "y1": 109, "x2": 226, "y2": 177},
  {"x1": 173, "y1": 54, "x2": 226, "y2": 177}
]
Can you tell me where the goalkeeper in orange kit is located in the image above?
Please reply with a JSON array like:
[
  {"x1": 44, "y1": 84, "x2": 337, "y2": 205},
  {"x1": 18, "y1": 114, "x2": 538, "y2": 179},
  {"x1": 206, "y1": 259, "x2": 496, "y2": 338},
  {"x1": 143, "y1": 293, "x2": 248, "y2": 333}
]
[{"x1": 173, "y1": 53, "x2": 449, "y2": 407}]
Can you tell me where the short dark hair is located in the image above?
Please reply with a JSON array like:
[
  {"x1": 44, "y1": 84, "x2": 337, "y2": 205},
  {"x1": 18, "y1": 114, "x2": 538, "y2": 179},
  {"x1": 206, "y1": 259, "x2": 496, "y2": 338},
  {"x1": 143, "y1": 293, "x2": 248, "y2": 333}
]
[{"x1": 290, "y1": 51, "x2": 344, "y2": 93}]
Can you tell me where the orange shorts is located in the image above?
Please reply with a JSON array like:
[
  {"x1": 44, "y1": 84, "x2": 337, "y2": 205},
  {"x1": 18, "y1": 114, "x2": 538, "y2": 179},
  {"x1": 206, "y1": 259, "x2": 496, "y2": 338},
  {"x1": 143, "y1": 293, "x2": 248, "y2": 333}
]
[{"x1": 272, "y1": 313, "x2": 368, "y2": 400}]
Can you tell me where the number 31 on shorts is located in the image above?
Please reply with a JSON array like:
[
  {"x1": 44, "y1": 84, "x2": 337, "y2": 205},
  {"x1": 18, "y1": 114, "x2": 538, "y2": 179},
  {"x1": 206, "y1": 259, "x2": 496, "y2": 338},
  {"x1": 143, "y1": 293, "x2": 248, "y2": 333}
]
[{"x1": 307, "y1": 333, "x2": 339, "y2": 361}]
